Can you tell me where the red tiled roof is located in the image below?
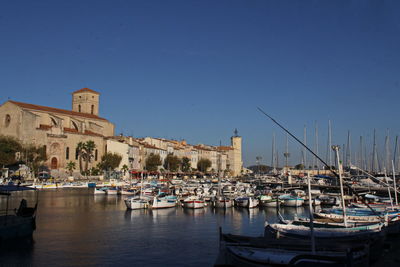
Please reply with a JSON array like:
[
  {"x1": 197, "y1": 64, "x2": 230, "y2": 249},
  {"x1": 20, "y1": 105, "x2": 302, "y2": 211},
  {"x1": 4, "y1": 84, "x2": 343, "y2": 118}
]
[
  {"x1": 9, "y1": 100, "x2": 109, "y2": 121},
  {"x1": 72, "y1": 88, "x2": 100, "y2": 95},
  {"x1": 217, "y1": 146, "x2": 234, "y2": 151}
]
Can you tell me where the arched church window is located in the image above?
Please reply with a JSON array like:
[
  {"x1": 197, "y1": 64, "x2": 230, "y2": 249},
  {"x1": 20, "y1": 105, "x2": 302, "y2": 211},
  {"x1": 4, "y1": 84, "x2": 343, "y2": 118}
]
[
  {"x1": 66, "y1": 147, "x2": 70, "y2": 160},
  {"x1": 78, "y1": 105, "x2": 81, "y2": 112},
  {"x1": 4, "y1": 114, "x2": 11, "y2": 127},
  {"x1": 91, "y1": 105, "x2": 94, "y2": 114},
  {"x1": 95, "y1": 149, "x2": 98, "y2": 161}
]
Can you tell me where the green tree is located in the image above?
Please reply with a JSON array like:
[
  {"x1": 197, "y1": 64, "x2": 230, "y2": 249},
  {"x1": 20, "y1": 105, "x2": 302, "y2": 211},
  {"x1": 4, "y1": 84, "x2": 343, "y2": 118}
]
[
  {"x1": 197, "y1": 158, "x2": 211, "y2": 173},
  {"x1": 89, "y1": 166, "x2": 100, "y2": 176},
  {"x1": 99, "y1": 152, "x2": 122, "y2": 171},
  {"x1": 294, "y1": 164, "x2": 305, "y2": 170},
  {"x1": 181, "y1": 157, "x2": 191, "y2": 173},
  {"x1": 163, "y1": 154, "x2": 181, "y2": 172},
  {"x1": 0, "y1": 135, "x2": 22, "y2": 167},
  {"x1": 121, "y1": 164, "x2": 129, "y2": 176},
  {"x1": 66, "y1": 161, "x2": 76, "y2": 176},
  {"x1": 21, "y1": 144, "x2": 47, "y2": 177},
  {"x1": 145, "y1": 153, "x2": 162, "y2": 172}
]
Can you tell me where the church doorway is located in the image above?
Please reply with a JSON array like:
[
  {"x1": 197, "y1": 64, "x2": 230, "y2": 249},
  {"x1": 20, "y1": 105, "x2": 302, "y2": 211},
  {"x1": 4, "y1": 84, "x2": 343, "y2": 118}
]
[{"x1": 51, "y1": 157, "x2": 58, "y2": 169}]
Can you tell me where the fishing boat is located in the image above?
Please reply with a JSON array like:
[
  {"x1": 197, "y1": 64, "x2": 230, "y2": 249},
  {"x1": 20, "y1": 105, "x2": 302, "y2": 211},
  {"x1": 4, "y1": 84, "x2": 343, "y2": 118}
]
[
  {"x1": 234, "y1": 196, "x2": 259, "y2": 208},
  {"x1": 124, "y1": 196, "x2": 150, "y2": 210},
  {"x1": 94, "y1": 187, "x2": 107, "y2": 194},
  {"x1": 182, "y1": 196, "x2": 205, "y2": 209},
  {"x1": 150, "y1": 195, "x2": 177, "y2": 209},
  {"x1": 213, "y1": 196, "x2": 233, "y2": 208},
  {"x1": 106, "y1": 187, "x2": 119, "y2": 195},
  {"x1": 0, "y1": 185, "x2": 38, "y2": 244},
  {"x1": 304, "y1": 197, "x2": 321, "y2": 206},
  {"x1": 213, "y1": 176, "x2": 233, "y2": 209},
  {"x1": 259, "y1": 195, "x2": 281, "y2": 207},
  {"x1": 279, "y1": 194, "x2": 304, "y2": 207},
  {"x1": 264, "y1": 220, "x2": 384, "y2": 239},
  {"x1": 215, "y1": 229, "x2": 370, "y2": 266},
  {"x1": 119, "y1": 188, "x2": 137, "y2": 195}
]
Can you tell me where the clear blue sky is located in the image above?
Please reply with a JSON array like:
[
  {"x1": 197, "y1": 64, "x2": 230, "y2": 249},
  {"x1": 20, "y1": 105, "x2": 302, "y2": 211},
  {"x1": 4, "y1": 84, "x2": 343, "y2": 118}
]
[{"x1": 1, "y1": 0, "x2": 400, "y2": 167}]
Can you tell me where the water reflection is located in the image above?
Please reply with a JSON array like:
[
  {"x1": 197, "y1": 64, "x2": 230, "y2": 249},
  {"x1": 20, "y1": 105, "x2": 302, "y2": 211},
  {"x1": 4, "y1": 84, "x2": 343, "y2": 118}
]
[
  {"x1": 279, "y1": 206, "x2": 307, "y2": 219},
  {"x1": 182, "y1": 208, "x2": 206, "y2": 217},
  {"x1": 150, "y1": 208, "x2": 176, "y2": 222},
  {"x1": 124, "y1": 209, "x2": 150, "y2": 221},
  {"x1": 2, "y1": 189, "x2": 310, "y2": 266}
]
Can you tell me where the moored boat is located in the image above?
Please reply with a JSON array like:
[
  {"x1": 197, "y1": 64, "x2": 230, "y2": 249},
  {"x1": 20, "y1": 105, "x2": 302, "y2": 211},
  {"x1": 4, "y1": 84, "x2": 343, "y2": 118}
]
[{"x1": 182, "y1": 196, "x2": 205, "y2": 209}]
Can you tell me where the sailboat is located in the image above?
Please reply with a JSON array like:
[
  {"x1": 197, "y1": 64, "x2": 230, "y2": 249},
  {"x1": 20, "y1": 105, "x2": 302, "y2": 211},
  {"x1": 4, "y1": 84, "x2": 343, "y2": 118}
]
[
  {"x1": 213, "y1": 176, "x2": 233, "y2": 208},
  {"x1": 124, "y1": 174, "x2": 151, "y2": 210}
]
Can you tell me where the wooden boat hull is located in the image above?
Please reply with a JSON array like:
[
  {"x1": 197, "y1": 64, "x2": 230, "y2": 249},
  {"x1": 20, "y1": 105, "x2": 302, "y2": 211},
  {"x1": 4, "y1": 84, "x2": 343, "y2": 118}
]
[{"x1": 0, "y1": 215, "x2": 36, "y2": 243}]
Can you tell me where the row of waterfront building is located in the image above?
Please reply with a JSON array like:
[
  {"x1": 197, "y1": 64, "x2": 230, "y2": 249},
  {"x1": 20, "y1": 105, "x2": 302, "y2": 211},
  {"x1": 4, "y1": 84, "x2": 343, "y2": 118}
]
[{"x1": 0, "y1": 88, "x2": 243, "y2": 177}]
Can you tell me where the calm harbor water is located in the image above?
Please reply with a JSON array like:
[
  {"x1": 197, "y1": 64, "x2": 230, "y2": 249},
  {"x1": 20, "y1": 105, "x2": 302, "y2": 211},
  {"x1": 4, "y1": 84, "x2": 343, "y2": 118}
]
[{"x1": 1, "y1": 189, "x2": 309, "y2": 266}]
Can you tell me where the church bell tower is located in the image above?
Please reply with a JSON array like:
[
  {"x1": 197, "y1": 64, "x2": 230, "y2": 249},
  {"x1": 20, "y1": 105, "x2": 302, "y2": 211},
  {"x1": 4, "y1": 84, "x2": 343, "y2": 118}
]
[{"x1": 72, "y1": 88, "x2": 100, "y2": 116}]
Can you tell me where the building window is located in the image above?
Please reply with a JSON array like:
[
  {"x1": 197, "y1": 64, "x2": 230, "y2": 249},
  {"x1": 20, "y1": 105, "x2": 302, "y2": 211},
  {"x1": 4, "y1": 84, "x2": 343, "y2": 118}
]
[
  {"x1": 75, "y1": 148, "x2": 79, "y2": 160},
  {"x1": 91, "y1": 105, "x2": 94, "y2": 114},
  {"x1": 95, "y1": 149, "x2": 98, "y2": 161},
  {"x1": 66, "y1": 147, "x2": 70, "y2": 160},
  {"x1": 4, "y1": 114, "x2": 11, "y2": 127},
  {"x1": 78, "y1": 105, "x2": 81, "y2": 112}
]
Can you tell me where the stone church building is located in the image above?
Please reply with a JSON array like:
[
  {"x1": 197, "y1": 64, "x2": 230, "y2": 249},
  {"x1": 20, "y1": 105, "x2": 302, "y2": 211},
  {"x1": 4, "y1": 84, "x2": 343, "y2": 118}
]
[{"x1": 0, "y1": 88, "x2": 114, "y2": 172}]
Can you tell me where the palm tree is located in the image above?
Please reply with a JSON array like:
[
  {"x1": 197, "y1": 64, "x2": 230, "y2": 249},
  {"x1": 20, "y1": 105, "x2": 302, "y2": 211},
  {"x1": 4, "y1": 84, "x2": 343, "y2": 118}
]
[
  {"x1": 66, "y1": 161, "x2": 76, "y2": 176},
  {"x1": 76, "y1": 141, "x2": 96, "y2": 174},
  {"x1": 76, "y1": 142, "x2": 85, "y2": 173},
  {"x1": 121, "y1": 164, "x2": 129, "y2": 177},
  {"x1": 84, "y1": 140, "x2": 96, "y2": 172}
]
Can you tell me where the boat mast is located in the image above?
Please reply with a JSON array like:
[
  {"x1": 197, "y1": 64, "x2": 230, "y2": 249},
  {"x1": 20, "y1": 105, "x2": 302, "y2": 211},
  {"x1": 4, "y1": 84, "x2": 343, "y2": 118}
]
[
  {"x1": 385, "y1": 129, "x2": 391, "y2": 174},
  {"x1": 303, "y1": 126, "x2": 307, "y2": 169},
  {"x1": 392, "y1": 160, "x2": 398, "y2": 205},
  {"x1": 359, "y1": 136, "x2": 363, "y2": 173},
  {"x1": 284, "y1": 133, "x2": 290, "y2": 168},
  {"x1": 327, "y1": 120, "x2": 333, "y2": 167},
  {"x1": 306, "y1": 172, "x2": 316, "y2": 254},
  {"x1": 394, "y1": 136, "x2": 399, "y2": 175},
  {"x1": 271, "y1": 133, "x2": 276, "y2": 174},
  {"x1": 372, "y1": 129, "x2": 379, "y2": 174},
  {"x1": 313, "y1": 122, "x2": 319, "y2": 170},
  {"x1": 345, "y1": 131, "x2": 351, "y2": 169},
  {"x1": 332, "y1": 145, "x2": 348, "y2": 227}
]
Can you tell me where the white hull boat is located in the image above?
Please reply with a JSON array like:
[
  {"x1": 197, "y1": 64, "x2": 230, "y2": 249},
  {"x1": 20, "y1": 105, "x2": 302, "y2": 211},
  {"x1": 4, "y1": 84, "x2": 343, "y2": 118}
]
[
  {"x1": 94, "y1": 188, "x2": 107, "y2": 194},
  {"x1": 182, "y1": 197, "x2": 205, "y2": 209},
  {"x1": 124, "y1": 197, "x2": 149, "y2": 210},
  {"x1": 150, "y1": 197, "x2": 177, "y2": 209},
  {"x1": 279, "y1": 195, "x2": 304, "y2": 207},
  {"x1": 106, "y1": 188, "x2": 119, "y2": 195},
  {"x1": 213, "y1": 197, "x2": 233, "y2": 208}
]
